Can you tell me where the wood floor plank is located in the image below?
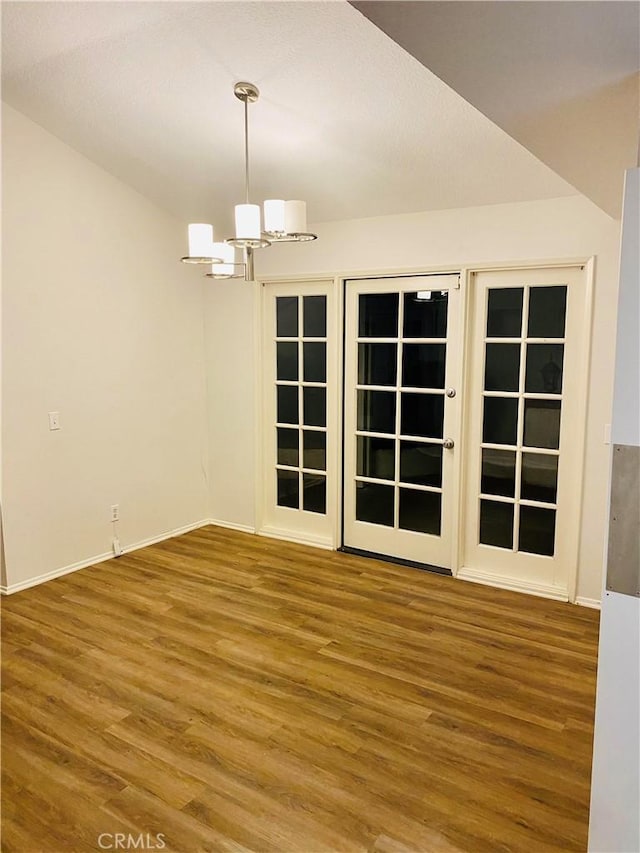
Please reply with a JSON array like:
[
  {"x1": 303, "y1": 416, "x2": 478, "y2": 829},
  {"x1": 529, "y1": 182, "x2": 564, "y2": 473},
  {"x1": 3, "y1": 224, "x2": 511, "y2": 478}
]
[{"x1": 1, "y1": 524, "x2": 599, "y2": 852}]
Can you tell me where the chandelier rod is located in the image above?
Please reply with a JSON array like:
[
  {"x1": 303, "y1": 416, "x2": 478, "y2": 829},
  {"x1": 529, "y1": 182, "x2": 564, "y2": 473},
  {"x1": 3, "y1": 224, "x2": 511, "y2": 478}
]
[{"x1": 244, "y1": 97, "x2": 250, "y2": 205}]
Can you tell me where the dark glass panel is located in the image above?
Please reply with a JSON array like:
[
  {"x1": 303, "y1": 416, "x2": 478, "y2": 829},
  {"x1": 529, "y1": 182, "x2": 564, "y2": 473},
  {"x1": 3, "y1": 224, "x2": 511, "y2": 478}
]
[
  {"x1": 484, "y1": 343, "x2": 521, "y2": 392},
  {"x1": 358, "y1": 293, "x2": 399, "y2": 338},
  {"x1": 487, "y1": 288, "x2": 523, "y2": 337},
  {"x1": 528, "y1": 286, "x2": 567, "y2": 338},
  {"x1": 402, "y1": 344, "x2": 446, "y2": 389},
  {"x1": 357, "y1": 390, "x2": 396, "y2": 434},
  {"x1": 521, "y1": 453, "x2": 558, "y2": 503},
  {"x1": 400, "y1": 393, "x2": 444, "y2": 439},
  {"x1": 303, "y1": 295, "x2": 326, "y2": 337},
  {"x1": 525, "y1": 344, "x2": 564, "y2": 394},
  {"x1": 357, "y1": 436, "x2": 395, "y2": 480},
  {"x1": 303, "y1": 430, "x2": 326, "y2": 471},
  {"x1": 303, "y1": 342, "x2": 326, "y2": 383},
  {"x1": 303, "y1": 386, "x2": 326, "y2": 427},
  {"x1": 276, "y1": 296, "x2": 298, "y2": 337},
  {"x1": 399, "y1": 489, "x2": 441, "y2": 535},
  {"x1": 277, "y1": 385, "x2": 298, "y2": 424},
  {"x1": 277, "y1": 428, "x2": 298, "y2": 467},
  {"x1": 355, "y1": 482, "x2": 394, "y2": 526},
  {"x1": 303, "y1": 474, "x2": 326, "y2": 514},
  {"x1": 481, "y1": 448, "x2": 516, "y2": 497},
  {"x1": 399, "y1": 442, "x2": 442, "y2": 487},
  {"x1": 277, "y1": 469, "x2": 298, "y2": 509},
  {"x1": 479, "y1": 500, "x2": 514, "y2": 549},
  {"x1": 276, "y1": 341, "x2": 298, "y2": 381},
  {"x1": 519, "y1": 506, "x2": 556, "y2": 556},
  {"x1": 403, "y1": 291, "x2": 448, "y2": 338},
  {"x1": 358, "y1": 343, "x2": 397, "y2": 386},
  {"x1": 523, "y1": 399, "x2": 561, "y2": 449},
  {"x1": 482, "y1": 397, "x2": 518, "y2": 446}
]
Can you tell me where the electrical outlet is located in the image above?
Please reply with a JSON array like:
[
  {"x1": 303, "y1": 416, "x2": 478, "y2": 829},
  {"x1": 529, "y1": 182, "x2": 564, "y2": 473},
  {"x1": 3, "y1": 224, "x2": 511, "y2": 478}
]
[
  {"x1": 111, "y1": 504, "x2": 120, "y2": 522},
  {"x1": 48, "y1": 411, "x2": 60, "y2": 431}
]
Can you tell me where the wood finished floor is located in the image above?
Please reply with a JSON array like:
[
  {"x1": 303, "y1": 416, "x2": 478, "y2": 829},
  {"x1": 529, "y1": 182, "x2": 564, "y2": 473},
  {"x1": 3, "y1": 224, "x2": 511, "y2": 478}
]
[{"x1": 1, "y1": 525, "x2": 600, "y2": 853}]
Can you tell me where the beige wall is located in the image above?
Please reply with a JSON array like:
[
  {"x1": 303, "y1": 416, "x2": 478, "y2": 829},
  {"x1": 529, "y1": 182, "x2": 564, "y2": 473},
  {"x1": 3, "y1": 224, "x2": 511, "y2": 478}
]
[
  {"x1": 254, "y1": 196, "x2": 621, "y2": 603},
  {"x1": 1, "y1": 104, "x2": 210, "y2": 590},
  {"x1": 204, "y1": 280, "x2": 258, "y2": 531}
]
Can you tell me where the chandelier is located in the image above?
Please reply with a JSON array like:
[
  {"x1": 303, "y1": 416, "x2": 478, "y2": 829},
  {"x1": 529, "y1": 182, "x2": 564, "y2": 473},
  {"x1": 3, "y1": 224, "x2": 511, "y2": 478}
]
[{"x1": 181, "y1": 82, "x2": 317, "y2": 281}]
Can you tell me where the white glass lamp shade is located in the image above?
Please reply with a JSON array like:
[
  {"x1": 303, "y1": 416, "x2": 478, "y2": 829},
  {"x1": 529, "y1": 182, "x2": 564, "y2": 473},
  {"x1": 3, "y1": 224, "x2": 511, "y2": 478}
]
[
  {"x1": 211, "y1": 242, "x2": 236, "y2": 277},
  {"x1": 235, "y1": 204, "x2": 261, "y2": 240},
  {"x1": 284, "y1": 200, "x2": 307, "y2": 234},
  {"x1": 264, "y1": 199, "x2": 286, "y2": 234},
  {"x1": 188, "y1": 223, "x2": 215, "y2": 258}
]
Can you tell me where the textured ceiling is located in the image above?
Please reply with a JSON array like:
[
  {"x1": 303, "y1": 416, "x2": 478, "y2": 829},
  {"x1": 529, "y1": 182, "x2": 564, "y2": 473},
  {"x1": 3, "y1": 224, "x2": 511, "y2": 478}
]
[
  {"x1": 1, "y1": 1, "x2": 577, "y2": 233},
  {"x1": 351, "y1": 1, "x2": 640, "y2": 217}
]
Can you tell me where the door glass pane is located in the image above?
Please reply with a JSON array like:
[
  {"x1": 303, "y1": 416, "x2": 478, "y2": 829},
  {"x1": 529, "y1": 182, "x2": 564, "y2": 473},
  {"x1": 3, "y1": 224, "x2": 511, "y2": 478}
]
[
  {"x1": 277, "y1": 469, "x2": 298, "y2": 509},
  {"x1": 402, "y1": 344, "x2": 446, "y2": 389},
  {"x1": 481, "y1": 449, "x2": 516, "y2": 497},
  {"x1": 484, "y1": 343, "x2": 520, "y2": 392},
  {"x1": 303, "y1": 342, "x2": 326, "y2": 383},
  {"x1": 303, "y1": 474, "x2": 326, "y2": 514},
  {"x1": 487, "y1": 288, "x2": 523, "y2": 337},
  {"x1": 400, "y1": 393, "x2": 444, "y2": 438},
  {"x1": 400, "y1": 442, "x2": 442, "y2": 487},
  {"x1": 357, "y1": 436, "x2": 395, "y2": 480},
  {"x1": 519, "y1": 506, "x2": 556, "y2": 556},
  {"x1": 276, "y1": 342, "x2": 298, "y2": 381},
  {"x1": 403, "y1": 291, "x2": 448, "y2": 338},
  {"x1": 303, "y1": 387, "x2": 326, "y2": 427},
  {"x1": 356, "y1": 482, "x2": 394, "y2": 526},
  {"x1": 521, "y1": 453, "x2": 558, "y2": 503},
  {"x1": 303, "y1": 295, "x2": 326, "y2": 337},
  {"x1": 358, "y1": 343, "x2": 397, "y2": 386},
  {"x1": 528, "y1": 287, "x2": 567, "y2": 338},
  {"x1": 523, "y1": 400, "x2": 561, "y2": 449},
  {"x1": 525, "y1": 344, "x2": 564, "y2": 394},
  {"x1": 399, "y1": 489, "x2": 441, "y2": 535},
  {"x1": 482, "y1": 397, "x2": 518, "y2": 445},
  {"x1": 479, "y1": 500, "x2": 514, "y2": 549},
  {"x1": 276, "y1": 296, "x2": 298, "y2": 337},
  {"x1": 359, "y1": 293, "x2": 399, "y2": 338},
  {"x1": 357, "y1": 390, "x2": 396, "y2": 434},
  {"x1": 277, "y1": 428, "x2": 298, "y2": 467},
  {"x1": 277, "y1": 385, "x2": 298, "y2": 424},
  {"x1": 303, "y1": 430, "x2": 326, "y2": 471}
]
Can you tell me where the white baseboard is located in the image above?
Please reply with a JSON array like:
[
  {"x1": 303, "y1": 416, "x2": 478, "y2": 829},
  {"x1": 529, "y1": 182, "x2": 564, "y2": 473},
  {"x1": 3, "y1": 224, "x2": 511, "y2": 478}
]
[
  {"x1": 208, "y1": 518, "x2": 256, "y2": 535},
  {"x1": 575, "y1": 596, "x2": 601, "y2": 610},
  {"x1": 1, "y1": 518, "x2": 212, "y2": 595},
  {"x1": 456, "y1": 566, "x2": 569, "y2": 602},
  {"x1": 257, "y1": 525, "x2": 333, "y2": 551}
]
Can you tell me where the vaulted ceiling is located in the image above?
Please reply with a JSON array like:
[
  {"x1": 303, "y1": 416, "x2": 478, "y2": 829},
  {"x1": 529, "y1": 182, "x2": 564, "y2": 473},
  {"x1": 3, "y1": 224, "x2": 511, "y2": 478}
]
[
  {"x1": 351, "y1": 0, "x2": 640, "y2": 217},
  {"x1": 2, "y1": 1, "x2": 635, "y2": 231}
]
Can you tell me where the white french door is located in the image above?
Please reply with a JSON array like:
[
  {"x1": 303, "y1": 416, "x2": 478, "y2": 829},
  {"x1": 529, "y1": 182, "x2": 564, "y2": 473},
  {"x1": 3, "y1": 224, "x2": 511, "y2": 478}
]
[
  {"x1": 259, "y1": 264, "x2": 590, "y2": 600},
  {"x1": 260, "y1": 279, "x2": 338, "y2": 548},
  {"x1": 342, "y1": 275, "x2": 462, "y2": 570},
  {"x1": 460, "y1": 266, "x2": 589, "y2": 598}
]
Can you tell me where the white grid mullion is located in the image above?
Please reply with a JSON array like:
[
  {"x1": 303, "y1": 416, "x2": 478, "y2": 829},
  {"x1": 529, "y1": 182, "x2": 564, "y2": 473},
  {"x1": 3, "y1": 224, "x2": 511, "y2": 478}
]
[
  {"x1": 513, "y1": 287, "x2": 530, "y2": 550},
  {"x1": 394, "y1": 297, "x2": 404, "y2": 529}
]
